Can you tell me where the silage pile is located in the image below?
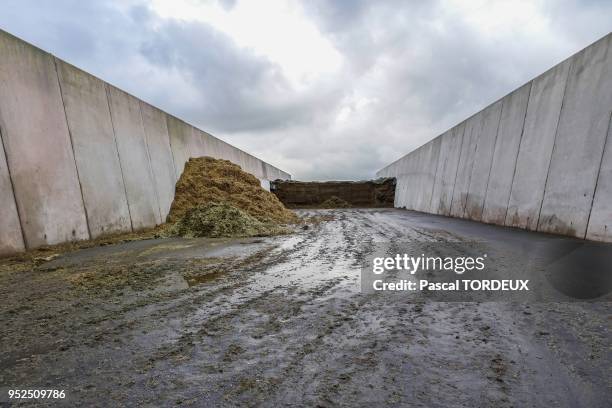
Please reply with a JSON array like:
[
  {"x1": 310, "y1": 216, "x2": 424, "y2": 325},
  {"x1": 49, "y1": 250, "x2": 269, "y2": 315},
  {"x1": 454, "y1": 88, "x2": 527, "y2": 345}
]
[
  {"x1": 166, "y1": 157, "x2": 297, "y2": 238},
  {"x1": 319, "y1": 196, "x2": 351, "y2": 208}
]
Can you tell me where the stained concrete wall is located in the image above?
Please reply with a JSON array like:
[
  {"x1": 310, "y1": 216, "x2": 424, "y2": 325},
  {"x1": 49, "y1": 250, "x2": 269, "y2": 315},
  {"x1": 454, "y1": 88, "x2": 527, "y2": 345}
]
[
  {"x1": 56, "y1": 59, "x2": 133, "y2": 237},
  {"x1": 538, "y1": 35, "x2": 612, "y2": 238},
  {"x1": 0, "y1": 29, "x2": 290, "y2": 254},
  {"x1": 481, "y1": 83, "x2": 531, "y2": 225},
  {"x1": 449, "y1": 112, "x2": 483, "y2": 218},
  {"x1": 0, "y1": 31, "x2": 89, "y2": 248},
  {"x1": 430, "y1": 126, "x2": 463, "y2": 216},
  {"x1": 140, "y1": 102, "x2": 176, "y2": 220},
  {"x1": 378, "y1": 32, "x2": 612, "y2": 242},
  {"x1": 0, "y1": 138, "x2": 24, "y2": 255},
  {"x1": 107, "y1": 85, "x2": 162, "y2": 228},
  {"x1": 505, "y1": 59, "x2": 571, "y2": 231}
]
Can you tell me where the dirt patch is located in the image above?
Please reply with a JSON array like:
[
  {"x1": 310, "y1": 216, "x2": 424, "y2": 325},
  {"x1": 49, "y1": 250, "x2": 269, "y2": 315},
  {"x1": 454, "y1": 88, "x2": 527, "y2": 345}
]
[{"x1": 167, "y1": 157, "x2": 297, "y2": 225}]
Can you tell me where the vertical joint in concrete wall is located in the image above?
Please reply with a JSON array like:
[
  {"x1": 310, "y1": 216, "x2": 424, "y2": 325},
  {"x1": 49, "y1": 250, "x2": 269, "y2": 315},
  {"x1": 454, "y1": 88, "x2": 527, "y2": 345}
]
[
  {"x1": 448, "y1": 126, "x2": 466, "y2": 215},
  {"x1": 0, "y1": 123, "x2": 26, "y2": 248},
  {"x1": 427, "y1": 141, "x2": 442, "y2": 212},
  {"x1": 105, "y1": 84, "x2": 134, "y2": 232},
  {"x1": 463, "y1": 119, "x2": 484, "y2": 217},
  {"x1": 480, "y1": 101, "x2": 504, "y2": 219},
  {"x1": 138, "y1": 102, "x2": 164, "y2": 224},
  {"x1": 165, "y1": 115, "x2": 180, "y2": 181},
  {"x1": 535, "y1": 58, "x2": 573, "y2": 232},
  {"x1": 53, "y1": 57, "x2": 92, "y2": 240},
  {"x1": 585, "y1": 110, "x2": 612, "y2": 238},
  {"x1": 504, "y1": 82, "x2": 533, "y2": 221}
]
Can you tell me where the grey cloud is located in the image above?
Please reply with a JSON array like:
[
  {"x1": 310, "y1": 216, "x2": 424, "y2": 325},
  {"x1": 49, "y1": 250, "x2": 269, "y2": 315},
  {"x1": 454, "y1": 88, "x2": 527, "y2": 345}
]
[{"x1": 1, "y1": 0, "x2": 611, "y2": 180}]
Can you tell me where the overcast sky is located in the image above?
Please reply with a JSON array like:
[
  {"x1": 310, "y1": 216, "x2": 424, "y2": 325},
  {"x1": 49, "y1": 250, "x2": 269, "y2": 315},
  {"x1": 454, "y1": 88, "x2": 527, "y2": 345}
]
[{"x1": 1, "y1": 1, "x2": 610, "y2": 180}]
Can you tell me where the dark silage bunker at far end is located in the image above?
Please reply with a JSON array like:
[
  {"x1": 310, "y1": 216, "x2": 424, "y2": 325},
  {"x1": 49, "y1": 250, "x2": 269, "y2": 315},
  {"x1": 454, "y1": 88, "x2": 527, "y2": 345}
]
[{"x1": 270, "y1": 178, "x2": 396, "y2": 209}]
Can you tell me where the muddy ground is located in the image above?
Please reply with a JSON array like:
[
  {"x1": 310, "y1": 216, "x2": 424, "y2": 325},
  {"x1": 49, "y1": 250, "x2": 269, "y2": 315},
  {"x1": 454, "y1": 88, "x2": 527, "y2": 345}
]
[{"x1": 0, "y1": 209, "x2": 610, "y2": 407}]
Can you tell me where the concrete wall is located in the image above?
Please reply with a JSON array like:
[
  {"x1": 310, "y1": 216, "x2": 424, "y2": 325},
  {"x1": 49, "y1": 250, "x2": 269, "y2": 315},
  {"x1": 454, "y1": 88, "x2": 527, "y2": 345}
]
[
  {"x1": 56, "y1": 60, "x2": 133, "y2": 238},
  {"x1": 0, "y1": 137, "x2": 24, "y2": 255},
  {"x1": 0, "y1": 29, "x2": 290, "y2": 254},
  {"x1": 377, "y1": 32, "x2": 612, "y2": 242},
  {"x1": 107, "y1": 85, "x2": 162, "y2": 229},
  {"x1": 0, "y1": 30, "x2": 89, "y2": 249},
  {"x1": 140, "y1": 102, "x2": 177, "y2": 221}
]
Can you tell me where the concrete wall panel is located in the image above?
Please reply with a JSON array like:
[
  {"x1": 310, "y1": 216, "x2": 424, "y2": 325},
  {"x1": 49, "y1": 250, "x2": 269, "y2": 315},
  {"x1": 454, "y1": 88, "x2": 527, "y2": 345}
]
[
  {"x1": 464, "y1": 100, "x2": 503, "y2": 221},
  {"x1": 505, "y1": 61, "x2": 571, "y2": 230},
  {"x1": 482, "y1": 83, "x2": 531, "y2": 225},
  {"x1": 429, "y1": 126, "x2": 463, "y2": 215},
  {"x1": 538, "y1": 35, "x2": 612, "y2": 238},
  {"x1": 56, "y1": 60, "x2": 132, "y2": 237},
  {"x1": 450, "y1": 112, "x2": 483, "y2": 218},
  {"x1": 414, "y1": 138, "x2": 441, "y2": 213},
  {"x1": 0, "y1": 31, "x2": 89, "y2": 248},
  {"x1": 410, "y1": 147, "x2": 426, "y2": 210},
  {"x1": 404, "y1": 151, "x2": 419, "y2": 209},
  {"x1": 401, "y1": 150, "x2": 417, "y2": 209},
  {"x1": 398, "y1": 150, "x2": 416, "y2": 209},
  {"x1": 140, "y1": 103, "x2": 176, "y2": 221},
  {"x1": 395, "y1": 175, "x2": 409, "y2": 208},
  {"x1": 167, "y1": 116, "x2": 194, "y2": 178},
  {"x1": 200, "y1": 131, "x2": 222, "y2": 159},
  {"x1": 190, "y1": 126, "x2": 208, "y2": 158},
  {"x1": 586, "y1": 113, "x2": 612, "y2": 242},
  {"x1": 0, "y1": 136, "x2": 24, "y2": 254},
  {"x1": 107, "y1": 86, "x2": 161, "y2": 228}
]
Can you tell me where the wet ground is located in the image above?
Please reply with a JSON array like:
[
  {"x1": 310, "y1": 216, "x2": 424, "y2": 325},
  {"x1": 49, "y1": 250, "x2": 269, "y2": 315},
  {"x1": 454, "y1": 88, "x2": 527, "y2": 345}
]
[{"x1": 0, "y1": 209, "x2": 610, "y2": 407}]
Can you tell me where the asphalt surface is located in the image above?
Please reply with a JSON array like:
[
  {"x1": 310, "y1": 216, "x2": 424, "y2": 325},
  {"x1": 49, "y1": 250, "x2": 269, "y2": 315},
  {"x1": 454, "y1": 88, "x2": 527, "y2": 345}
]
[{"x1": 1, "y1": 209, "x2": 610, "y2": 407}]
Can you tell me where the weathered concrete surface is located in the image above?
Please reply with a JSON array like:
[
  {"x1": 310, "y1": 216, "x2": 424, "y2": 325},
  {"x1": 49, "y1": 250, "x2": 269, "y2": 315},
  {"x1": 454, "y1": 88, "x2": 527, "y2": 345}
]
[
  {"x1": 200, "y1": 131, "x2": 222, "y2": 159},
  {"x1": 429, "y1": 127, "x2": 463, "y2": 215},
  {"x1": 0, "y1": 31, "x2": 89, "y2": 248},
  {"x1": 505, "y1": 60, "x2": 571, "y2": 231},
  {"x1": 189, "y1": 127, "x2": 208, "y2": 158},
  {"x1": 402, "y1": 153, "x2": 416, "y2": 209},
  {"x1": 397, "y1": 151, "x2": 415, "y2": 209},
  {"x1": 107, "y1": 86, "x2": 162, "y2": 228},
  {"x1": 140, "y1": 103, "x2": 177, "y2": 221},
  {"x1": 450, "y1": 112, "x2": 483, "y2": 218},
  {"x1": 538, "y1": 35, "x2": 612, "y2": 238},
  {"x1": 482, "y1": 83, "x2": 531, "y2": 225},
  {"x1": 464, "y1": 100, "x2": 503, "y2": 221},
  {"x1": 587, "y1": 117, "x2": 612, "y2": 242},
  {"x1": 167, "y1": 116, "x2": 197, "y2": 179},
  {"x1": 414, "y1": 138, "x2": 441, "y2": 213},
  {"x1": 56, "y1": 60, "x2": 132, "y2": 237},
  {"x1": 217, "y1": 139, "x2": 242, "y2": 166},
  {"x1": 0, "y1": 139, "x2": 24, "y2": 255}
]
